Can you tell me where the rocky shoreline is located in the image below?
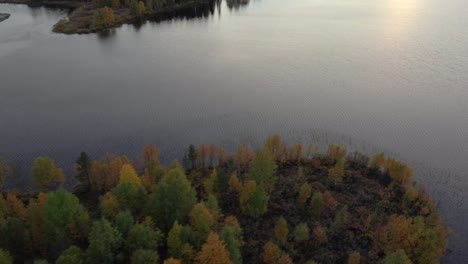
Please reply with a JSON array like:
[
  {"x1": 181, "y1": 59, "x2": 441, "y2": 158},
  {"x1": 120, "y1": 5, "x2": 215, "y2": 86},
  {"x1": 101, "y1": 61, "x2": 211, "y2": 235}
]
[{"x1": 0, "y1": 13, "x2": 11, "y2": 22}]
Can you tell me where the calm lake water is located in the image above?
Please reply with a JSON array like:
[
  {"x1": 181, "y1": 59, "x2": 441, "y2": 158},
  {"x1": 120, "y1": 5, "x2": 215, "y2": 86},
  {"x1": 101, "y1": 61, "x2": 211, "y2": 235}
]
[{"x1": 0, "y1": 0, "x2": 467, "y2": 261}]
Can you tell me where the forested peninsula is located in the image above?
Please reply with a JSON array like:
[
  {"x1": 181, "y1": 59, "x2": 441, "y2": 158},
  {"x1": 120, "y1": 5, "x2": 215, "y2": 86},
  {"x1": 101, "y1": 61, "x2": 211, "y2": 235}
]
[
  {"x1": 0, "y1": 136, "x2": 448, "y2": 264},
  {"x1": 0, "y1": 0, "x2": 212, "y2": 33}
]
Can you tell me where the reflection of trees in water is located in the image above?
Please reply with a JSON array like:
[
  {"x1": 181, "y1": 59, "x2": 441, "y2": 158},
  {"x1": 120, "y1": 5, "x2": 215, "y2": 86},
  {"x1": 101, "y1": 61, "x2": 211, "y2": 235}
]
[
  {"x1": 97, "y1": 29, "x2": 117, "y2": 40},
  {"x1": 148, "y1": 0, "x2": 252, "y2": 23},
  {"x1": 226, "y1": 0, "x2": 250, "y2": 10},
  {"x1": 149, "y1": 0, "x2": 221, "y2": 23}
]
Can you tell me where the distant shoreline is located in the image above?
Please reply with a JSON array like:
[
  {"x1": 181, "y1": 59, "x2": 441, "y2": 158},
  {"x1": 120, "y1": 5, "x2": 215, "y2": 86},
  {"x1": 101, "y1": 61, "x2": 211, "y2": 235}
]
[
  {"x1": 0, "y1": 13, "x2": 11, "y2": 22},
  {"x1": 0, "y1": 0, "x2": 210, "y2": 34}
]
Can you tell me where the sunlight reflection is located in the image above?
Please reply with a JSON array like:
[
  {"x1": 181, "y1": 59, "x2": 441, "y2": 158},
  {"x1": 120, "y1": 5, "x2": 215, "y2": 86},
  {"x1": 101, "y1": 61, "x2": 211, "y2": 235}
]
[{"x1": 384, "y1": 0, "x2": 423, "y2": 41}]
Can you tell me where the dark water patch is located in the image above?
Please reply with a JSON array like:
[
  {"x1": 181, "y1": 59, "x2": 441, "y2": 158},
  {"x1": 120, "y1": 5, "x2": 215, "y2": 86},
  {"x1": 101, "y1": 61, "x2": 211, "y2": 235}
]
[{"x1": 0, "y1": 12, "x2": 10, "y2": 21}]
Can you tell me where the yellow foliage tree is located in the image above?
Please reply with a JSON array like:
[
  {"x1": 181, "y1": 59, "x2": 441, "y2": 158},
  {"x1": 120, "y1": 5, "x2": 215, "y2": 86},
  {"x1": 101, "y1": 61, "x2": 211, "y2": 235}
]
[
  {"x1": 273, "y1": 217, "x2": 289, "y2": 245},
  {"x1": 32, "y1": 157, "x2": 65, "y2": 191},
  {"x1": 328, "y1": 159, "x2": 344, "y2": 183},
  {"x1": 164, "y1": 258, "x2": 182, "y2": 264},
  {"x1": 264, "y1": 135, "x2": 286, "y2": 162},
  {"x1": 298, "y1": 183, "x2": 312, "y2": 204},
  {"x1": 203, "y1": 169, "x2": 219, "y2": 197},
  {"x1": 327, "y1": 144, "x2": 346, "y2": 162},
  {"x1": 119, "y1": 164, "x2": 142, "y2": 187},
  {"x1": 190, "y1": 203, "x2": 215, "y2": 246},
  {"x1": 100, "y1": 192, "x2": 119, "y2": 220},
  {"x1": 348, "y1": 251, "x2": 360, "y2": 264},
  {"x1": 228, "y1": 172, "x2": 242, "y2": 193}
]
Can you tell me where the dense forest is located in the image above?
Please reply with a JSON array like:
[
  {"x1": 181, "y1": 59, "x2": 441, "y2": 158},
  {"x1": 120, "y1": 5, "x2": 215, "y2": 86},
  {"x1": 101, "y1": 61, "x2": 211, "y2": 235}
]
[{"x1": 0, "y1": 136, "x2": 447, "y2": 263}]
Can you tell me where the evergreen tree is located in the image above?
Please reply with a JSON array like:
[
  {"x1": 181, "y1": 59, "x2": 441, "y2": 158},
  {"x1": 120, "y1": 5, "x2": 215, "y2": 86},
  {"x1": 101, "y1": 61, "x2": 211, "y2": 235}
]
[
  {"x1": 147, "y1": 168, "x2": 197, "y2": 231},
  {"x1": 86, "y1": 219, "x2": 122, "y2": 264}
]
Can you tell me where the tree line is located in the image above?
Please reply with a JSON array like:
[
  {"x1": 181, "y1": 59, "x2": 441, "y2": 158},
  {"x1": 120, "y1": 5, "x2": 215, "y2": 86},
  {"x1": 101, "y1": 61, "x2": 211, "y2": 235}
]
[{"x1": 0, "y1": 135, "x2": 448, "y2": 263}]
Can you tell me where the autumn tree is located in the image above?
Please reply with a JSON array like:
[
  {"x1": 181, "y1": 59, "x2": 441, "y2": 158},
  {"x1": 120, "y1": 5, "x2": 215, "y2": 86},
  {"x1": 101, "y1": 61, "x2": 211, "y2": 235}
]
[
  {"x1": 323, "y1": 191, "x2": 338, "y2": 211},
  {"x1": 119, "y1": 164, "x2": 142, "y2": 188},
  {"x1": 298, "y1": 183, "x2": 312, "y2": 204},
  {"x1": 190, "y1": 203, "x2": 215, "y2": 247},
  {"x1": 100, "y1": 192, "x2": 119, "y2": 220},
  {"x1": 197, "y1": 144, "x2": 208, "y2": 169},
  {"x1": 216, "y1": 147, "x2": 226, "y2": 165},
  {"x1": 5, "y1": 193, "x2": 26, "y2": 221},
  {"x1": 247, "y1": 150, "x2": 276, "y2": 193},
  {"x1": 306, "y1": 144, "x2": 318, "y2": 159},
  {"x1": 239, "y1": 180, "x2": 269, "y2": 217},
  {"x1": 32, "y1": 157, "x2": 65, "y2": 190},
  {"x1": 273, "y1": 217, "x2": 289, "y2": 245},
  {"x1": 383, "y1": 249, "x2": 410, "y2": 264},
  {"x1": 326, "y1": 144, "x2": 347, "y2": 163},
  {"x1": 262, "y1": 241, "x2": 292, "y2": 264},
  {"x1": 56, "y1": 246, "x2": 84, "y2": 264},
  {"x1": 383, "y1": 158, "x2": 413, "y2": 185},
  {"x1": 143, "y1": 145, "x2": 160, "y2": 174},
  {"x1": 195, "y1": 232, "x2": 233, "y2": 264},
  {"x1": 27, "y1": 193, "x2": 48, "y2": 257},
  {"x1": 147, "y1": 168, "x2": 197, "y2": 231},
  {"x1": 288, "y1": 144, "x2": 303, "y2": 162},
  {"x1": 374, "y1": 215, "x2": 446, "y2": 264},
  {"x1": 89, "y1": 154, "x2": 129, "y2": 192},
  {"x1": 209, "y1": 144, "x2": 217, "y2": 167},
  {"x1": 228, "y1": 172, "x2": 242, "y2": 193},
  {"x1": 234, "y1": 145, "x2": 254, "y2": 172},
  {"x1": 93, "y1": 7, "x2": 114, "y2": 28},
  {"x1": 86, "y1": 219, "x2": 122, "y2": 264},
  {"x1": 312, "y1": 225, "x2": 328, "y2": 245},
  {"x1": 0, "y1": 159, "x2": 12, "y2": 191},
  {"x1": 74, "y1": 152, "x2": 91, "y2": 192},
  {"x1": 204, "y1": 169, "x2": 219, "y2": 197},
  {"x1": 264, "y1": 135, "x2": 286, "y2": 162},
  {"x1": 348, "y1": 251, "x2": 360, "y2": 264},
  {"x1": 370, "y1": 152, "x2": 386, "y2": 169},
  {"x1": 294, "y1": 223, "x2": 309, "y2": 243},
  {"x1": 164, "y1": 258, "x2": 182, "y2": 264},
  {"x1": 328, "y1": 159, "x2": 344, "y2": 184}
]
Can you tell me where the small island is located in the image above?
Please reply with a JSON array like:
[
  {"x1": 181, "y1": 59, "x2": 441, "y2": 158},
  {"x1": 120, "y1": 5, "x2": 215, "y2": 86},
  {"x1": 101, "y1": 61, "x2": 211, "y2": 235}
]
[
  {"x1": 0, "y1": 13, "x2": 10, "y2": 22},
  {"x1": 0, "y1": 136, "x2": 448, "y2": 263},
  {"x1": 0, "y1": 0, "x2": 211, "y2": 34}
]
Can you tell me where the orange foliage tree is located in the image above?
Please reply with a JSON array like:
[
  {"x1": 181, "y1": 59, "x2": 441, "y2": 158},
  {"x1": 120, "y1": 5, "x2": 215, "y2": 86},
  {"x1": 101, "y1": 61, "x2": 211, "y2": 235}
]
[
  {"x1": 89, "y1": 154, "x2": 129, "y2": 192},
  {"x1": 195, "y1": 232, "x2": 233, "y2": 264}
]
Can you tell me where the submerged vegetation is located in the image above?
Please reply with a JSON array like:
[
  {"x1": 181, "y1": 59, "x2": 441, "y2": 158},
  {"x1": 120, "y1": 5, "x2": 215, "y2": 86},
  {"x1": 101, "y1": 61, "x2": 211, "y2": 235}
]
[{"x1": 0, "y1": 136, "x2": 447, "y2": 263}]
